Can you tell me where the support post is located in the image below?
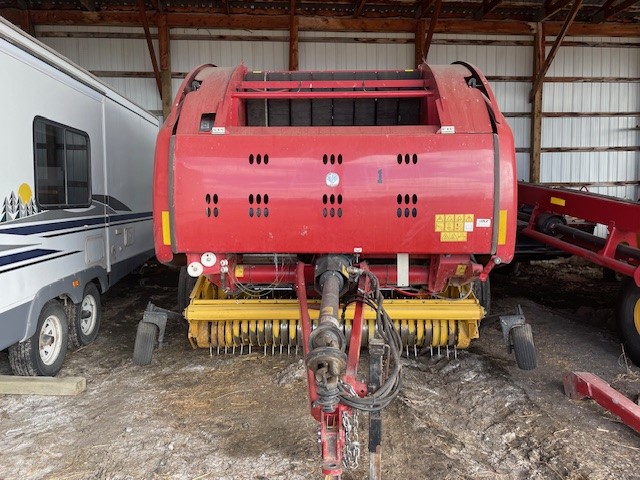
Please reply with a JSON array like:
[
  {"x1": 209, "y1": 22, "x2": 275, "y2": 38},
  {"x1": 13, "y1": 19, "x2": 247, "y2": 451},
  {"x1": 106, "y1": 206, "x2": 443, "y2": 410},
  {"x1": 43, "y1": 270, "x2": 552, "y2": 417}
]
[
  {"x1": 423, "y1": 0, "x2": 442, "y2": 62},
  {"x1": 414, "y1": 19, "x2": 427, "y2": 67},
  {"x1": 289, "y1": 15, "x2": 299, "y2": 71},
  {"x1": 529, "y1": 23, "x2": 544, "y2": 183},
  {"x1": 20, "y1": 10, "x2": 35, "y2": 36},
  {"x1": 158, "y1": 13, "x2": 172, "y2": 119},
  {"x1": 137, "y1": 0, "x2": 162, "y2": 96}
]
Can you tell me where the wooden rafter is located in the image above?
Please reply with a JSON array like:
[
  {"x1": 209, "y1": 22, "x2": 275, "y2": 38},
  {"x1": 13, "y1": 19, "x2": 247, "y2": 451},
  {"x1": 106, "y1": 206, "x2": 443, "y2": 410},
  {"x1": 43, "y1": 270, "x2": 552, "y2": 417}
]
[
  {"x1": 592, "y1": 0, "x2": 640, "y2": 22},
  {"x1": 414, "y1": 0, "x2": 434, "y2": 19},
  {"x1": 529, "y1": 0, "x2": 583, "y2": 101},
  {"x1": 423, "y1": 0, "x2": 442, "y2": 60},
  {"x1": 137, "y1": 0, "x2": 162, "y2": 96},
  {"x1": 78, "y1": 0, "x2": 95, "y2": 12},
  {"x1": 536, "y1": 0, "x2": 575, "y2": 21},
  {"x1": 473, "y1": 0, "x2": 503, "y2": 20},
  {"x1": 354, "y1": 0, "x2": 366, "y2": 18}
]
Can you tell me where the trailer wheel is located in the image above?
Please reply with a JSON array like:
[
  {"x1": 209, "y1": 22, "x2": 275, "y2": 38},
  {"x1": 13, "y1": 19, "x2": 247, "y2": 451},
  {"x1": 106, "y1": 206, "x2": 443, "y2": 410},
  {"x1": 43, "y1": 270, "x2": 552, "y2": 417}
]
[
  {"x1": 178, "y1": 266, "x2": 198, "y2": 314},
  {"x1": 133, "y1": 322, "x2": 158, "y2": 366},
  {"x1": 9, "y1": 300, "x2": 69, "y2": 376},
  {"x1": 511, "y1": 324, "x2": 537, "y2": 370},
  {"x1": 617, "y1": 279, "x2": 640, "y2": 366},
  {"x1": 67, "y1": 282, "x2": 101, "y2": 348}
]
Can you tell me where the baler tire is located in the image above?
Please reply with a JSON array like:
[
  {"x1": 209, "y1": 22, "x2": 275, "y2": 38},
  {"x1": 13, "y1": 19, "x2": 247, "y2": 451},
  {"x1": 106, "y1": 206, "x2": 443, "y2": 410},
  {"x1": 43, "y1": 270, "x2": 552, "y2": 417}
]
[
  {"x1": 511, "y1": 324, "x2": 537, "y2": 370},
  {"x1": 472, "y1": 276, "x2": 491, "y2": 315},
  {"x1": 133, "y1": 322, "x2": 158, "y2": 366},
  {"x1": 617, "y1": 279, "x2": 640, "y2": 366},
  {"x1": 178, "y1": 266, "x2": 197, "y2": 315},
  {"x1": 9, "y1": 300, "x2": 69, "y2": 376}
]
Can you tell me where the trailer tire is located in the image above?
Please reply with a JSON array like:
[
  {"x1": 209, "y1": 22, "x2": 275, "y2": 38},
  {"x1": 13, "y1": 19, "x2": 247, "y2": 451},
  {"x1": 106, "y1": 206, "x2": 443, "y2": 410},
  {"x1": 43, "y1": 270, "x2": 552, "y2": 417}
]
[
  {"x1": 617, "y1": 279, "x2": 640, "y2": 366},
  {"x1": 511, "y1": 324, "x2": 537, "y2": 370},
  {"x1": 9, "y1": 300, "x2": 69, "y2": 376},
  {"x1": 178, "y1": 266, "x2": 198, "y2": 314},
  {"x1": 133, "y1": 322, "x2": 157, "y2": 366},
  {"x1": 67, "y1": 282, "x2": 101, "y2": 349}
]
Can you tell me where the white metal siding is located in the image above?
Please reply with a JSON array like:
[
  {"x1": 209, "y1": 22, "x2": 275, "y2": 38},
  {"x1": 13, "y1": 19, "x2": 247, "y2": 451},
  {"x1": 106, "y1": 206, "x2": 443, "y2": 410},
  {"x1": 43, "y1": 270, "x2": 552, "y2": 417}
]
[{"x1": 34, "y1": 26, "x2": 639, "y2": 200}]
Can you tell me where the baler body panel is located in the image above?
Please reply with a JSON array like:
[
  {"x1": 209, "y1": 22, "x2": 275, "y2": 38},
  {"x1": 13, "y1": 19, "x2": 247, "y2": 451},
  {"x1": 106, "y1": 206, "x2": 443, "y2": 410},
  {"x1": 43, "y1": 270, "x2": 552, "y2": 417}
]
[{"x1": 172, "y1": 130, "x2": 498, "y2": 255}]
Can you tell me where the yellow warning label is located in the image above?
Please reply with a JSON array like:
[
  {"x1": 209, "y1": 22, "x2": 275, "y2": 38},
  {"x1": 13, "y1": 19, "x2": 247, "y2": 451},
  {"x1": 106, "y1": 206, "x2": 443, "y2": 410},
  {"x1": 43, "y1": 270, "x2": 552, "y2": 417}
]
[
  {"x1": 455, "y1": 264, "x2": 468, "y2": 276},
  {"x1": 435, "y1": 213, "x2": 474, "y2": 241},
  {"x1": 235, "y1": 266, "x2": 244, "y2": 278},
  {"x1": 440, "y1": 232, "x2": 467, "y2": 242},
  {"x1": 550, "y1": 196, "x2": 566, "y2": 207}
]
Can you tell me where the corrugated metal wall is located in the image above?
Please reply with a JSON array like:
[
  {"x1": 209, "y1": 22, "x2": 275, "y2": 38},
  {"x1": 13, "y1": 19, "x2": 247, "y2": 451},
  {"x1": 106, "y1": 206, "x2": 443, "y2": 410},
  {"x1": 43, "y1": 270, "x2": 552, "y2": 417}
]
[{"x1": 35, "y1": 26, "x2": 639, "y2": 201}]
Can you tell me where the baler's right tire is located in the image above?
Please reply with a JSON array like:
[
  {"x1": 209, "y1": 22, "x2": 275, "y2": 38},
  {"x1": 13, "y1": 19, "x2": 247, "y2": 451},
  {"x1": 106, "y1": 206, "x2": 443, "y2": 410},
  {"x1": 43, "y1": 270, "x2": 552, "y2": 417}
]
[
  {"x1": 472, "y1": 277, "x2": 491, "y2": 315},
  {"x1": 511, "y1": 324, "x2": 537, "y2": 370},
  {"x1": 617, "y1": 279, "x2": 640, "y2": 366},
  {"x1": 178, "y1": 266, "x2": 197, "y2": 314},
  {"x1": 133, "y1": 322, "x2": 157, "y2": 366}
]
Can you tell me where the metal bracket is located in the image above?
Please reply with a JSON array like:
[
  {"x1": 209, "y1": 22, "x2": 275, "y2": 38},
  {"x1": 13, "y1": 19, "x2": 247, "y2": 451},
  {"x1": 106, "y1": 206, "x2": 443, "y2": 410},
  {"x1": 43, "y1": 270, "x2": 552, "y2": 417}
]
[
  {"x1": 141, "y1": 302, "x2": 182, "y2": 348},
  {"x1": 499, "y1": 305, "x2": 526, "y2": 353}
]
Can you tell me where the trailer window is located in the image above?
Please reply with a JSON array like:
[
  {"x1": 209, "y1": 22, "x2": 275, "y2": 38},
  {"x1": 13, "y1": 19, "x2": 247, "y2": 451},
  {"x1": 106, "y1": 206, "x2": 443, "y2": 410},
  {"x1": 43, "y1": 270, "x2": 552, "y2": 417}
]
[{"x1": 33, "y1": 117, "x2": 90, "y2": 209}]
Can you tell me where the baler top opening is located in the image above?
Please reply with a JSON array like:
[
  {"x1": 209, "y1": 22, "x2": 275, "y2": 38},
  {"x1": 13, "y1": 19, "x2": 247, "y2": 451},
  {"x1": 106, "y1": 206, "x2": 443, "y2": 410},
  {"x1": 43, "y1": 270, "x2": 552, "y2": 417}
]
[{"x1": 239, "y1": 69, "x2": 431, "y2": 127}]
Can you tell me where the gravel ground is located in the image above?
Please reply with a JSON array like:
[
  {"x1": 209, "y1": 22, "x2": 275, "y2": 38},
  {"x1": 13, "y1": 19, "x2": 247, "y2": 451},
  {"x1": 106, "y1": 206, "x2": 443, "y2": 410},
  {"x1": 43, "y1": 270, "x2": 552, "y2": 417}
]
[{"x1": 1, "y1": 259, "x2": 640, "y2": 480}]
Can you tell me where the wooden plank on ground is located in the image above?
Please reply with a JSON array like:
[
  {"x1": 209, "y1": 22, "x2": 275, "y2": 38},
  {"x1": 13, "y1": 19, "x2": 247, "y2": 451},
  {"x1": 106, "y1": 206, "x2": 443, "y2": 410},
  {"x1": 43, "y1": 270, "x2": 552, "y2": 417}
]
[{"x1": 0, "y1": 375, "x2": 86, "y2": 396}]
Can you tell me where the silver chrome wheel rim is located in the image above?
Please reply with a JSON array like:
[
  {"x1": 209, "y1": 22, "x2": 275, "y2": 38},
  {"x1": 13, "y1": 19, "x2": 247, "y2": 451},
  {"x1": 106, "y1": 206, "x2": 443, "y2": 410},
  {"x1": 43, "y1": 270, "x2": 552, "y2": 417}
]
[
  {"x1": 39, "y1": 314, "x2": 63, "y2": 365},
  {"x1": 80, "y1": 294, "x2": 98, "y2": 336}
]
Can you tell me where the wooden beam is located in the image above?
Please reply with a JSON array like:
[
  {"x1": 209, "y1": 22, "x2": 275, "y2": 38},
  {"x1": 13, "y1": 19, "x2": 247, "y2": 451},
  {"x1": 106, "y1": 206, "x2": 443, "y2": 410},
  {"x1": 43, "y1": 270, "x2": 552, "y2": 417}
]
[
  {"x1": 289, "y1": 0, "x2": 296, "y2": 16},
  {"x1": 289, "y1": 15, "x2": 298, "y2": 71},
  {"x1": 415, "y1": 0, "x2": 434, "y2": 19},
  {"x1": 4, "y1": 10, "x2": 640, "y2": 38},
  {"x1": 0, "y1": 375, "x2": 86, "y2": 396},
  {"x1": 529, "y1": 0, "x2": 582, "y2": 102},
  {"x1": 223, "y1": 0, "x2": 229, "y2": 15},
  {"x1": 414, "y1": 19, "x2": 426, "y2": 67},
  {"x1": 473, "y1": 0, "x2": 503, "y2": 20},
  {"x1": 78, "y1": 0, "x2": 96, "y2": 12},
  {"x1": 592, "y1": 0, "x2": 640, "y2": 22},
  {"x1": 535, "y1": 0, "x2": 574, "y2": 21},
  {"x1": 354, "y1": 0, "x2": 367, "y2": 18},
  {"x1": 423, "y1": 0, "x2": 442, "y2": 61},
  {"x1": 529, "y1": 23, "x2": 544, "y2": 184},
  {"x1": 19, "y1": 10, "x2": 35, "y2": 36},
  {"x1": 137, "y1": 0, "x2": 162, "y2": 96},
  {"x1": 158, "y1": 13, "x2": 171, "y2": 119}
]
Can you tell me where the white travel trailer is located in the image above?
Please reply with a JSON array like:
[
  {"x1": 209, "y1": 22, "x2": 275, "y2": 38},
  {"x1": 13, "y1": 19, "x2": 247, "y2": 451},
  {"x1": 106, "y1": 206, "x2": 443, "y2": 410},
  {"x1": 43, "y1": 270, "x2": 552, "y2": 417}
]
[{"x1": 0, "y1": 18, "x2": 159, "y2": 376}]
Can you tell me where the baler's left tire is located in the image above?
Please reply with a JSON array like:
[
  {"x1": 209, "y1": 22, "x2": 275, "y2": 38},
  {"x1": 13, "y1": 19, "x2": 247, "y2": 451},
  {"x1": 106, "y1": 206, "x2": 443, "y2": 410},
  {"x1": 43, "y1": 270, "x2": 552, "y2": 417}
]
[
  {"x1": 511, "y1": 324, "x2": 537, "y2": 370},
  {"x1": 617, "y1": 279, "x2": 640, "y2": 366},
  {"x1": 133, "y1": 322, "x2": 157, "y2": 366}
]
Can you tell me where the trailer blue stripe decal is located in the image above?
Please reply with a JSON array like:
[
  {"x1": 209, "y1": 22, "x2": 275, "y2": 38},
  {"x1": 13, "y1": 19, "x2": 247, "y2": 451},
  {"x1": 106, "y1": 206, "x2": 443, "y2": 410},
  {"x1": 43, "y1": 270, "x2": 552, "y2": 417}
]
[
  {"x1": 0, "y1": 250, "x2": 81, "y2": 273},
  {"x1": 0, "y1": 212, "x2": 152, "y2": 235},
  {"x1": 0, "y1": 248, "x2": 59, "y2": 267}
]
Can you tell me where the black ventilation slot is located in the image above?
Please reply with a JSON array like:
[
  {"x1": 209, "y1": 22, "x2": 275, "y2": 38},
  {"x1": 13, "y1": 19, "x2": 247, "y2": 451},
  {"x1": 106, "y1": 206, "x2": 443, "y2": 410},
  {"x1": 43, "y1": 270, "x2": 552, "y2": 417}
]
[
  {"x1": 396, "y1": 153, "x2": 418, "y2": 165},
  {"x1": 248, "y1": 193, "x2": 270, "y2": 218},
  {"x1": 396, "y1": 193, "x2": 418, "y2": 218},
  {"x1": 249, "y1": 154, "x2": 270, "y2": 165},
  {"x1": 205, "y1": 193, "x2": 220, "y2": 218},
  {"x1": 322, "y1": 193, "x2": 343, "y2": 218},
  {"x1": 322, "y1": 154, "x2": 343, "y2": 165}
]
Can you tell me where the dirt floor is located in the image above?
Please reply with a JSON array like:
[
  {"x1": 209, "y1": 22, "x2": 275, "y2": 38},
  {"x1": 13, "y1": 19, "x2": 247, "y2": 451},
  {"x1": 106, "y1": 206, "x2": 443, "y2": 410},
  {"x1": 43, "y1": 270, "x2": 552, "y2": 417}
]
[{"x1": 2, "y1": 259, "x2": 640, "y2": 480}]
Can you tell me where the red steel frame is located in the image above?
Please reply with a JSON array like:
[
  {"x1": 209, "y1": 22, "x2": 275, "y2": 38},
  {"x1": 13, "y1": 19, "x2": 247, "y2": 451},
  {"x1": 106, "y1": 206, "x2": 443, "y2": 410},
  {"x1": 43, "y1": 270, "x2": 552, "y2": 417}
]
[
  {"x1": 563, "y1": 371, "x2": 640, "y2": 435},
  {"x1": 519, "y1": 182, "x2": 640, "y2": 286}
]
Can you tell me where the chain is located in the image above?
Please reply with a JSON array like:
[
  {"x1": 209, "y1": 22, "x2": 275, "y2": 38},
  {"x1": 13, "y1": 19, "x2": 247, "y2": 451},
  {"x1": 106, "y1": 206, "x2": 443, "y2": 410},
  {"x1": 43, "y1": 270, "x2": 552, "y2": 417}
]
[{"x1": 342, "y1": 409, "x2": 361, "y2": 469}]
